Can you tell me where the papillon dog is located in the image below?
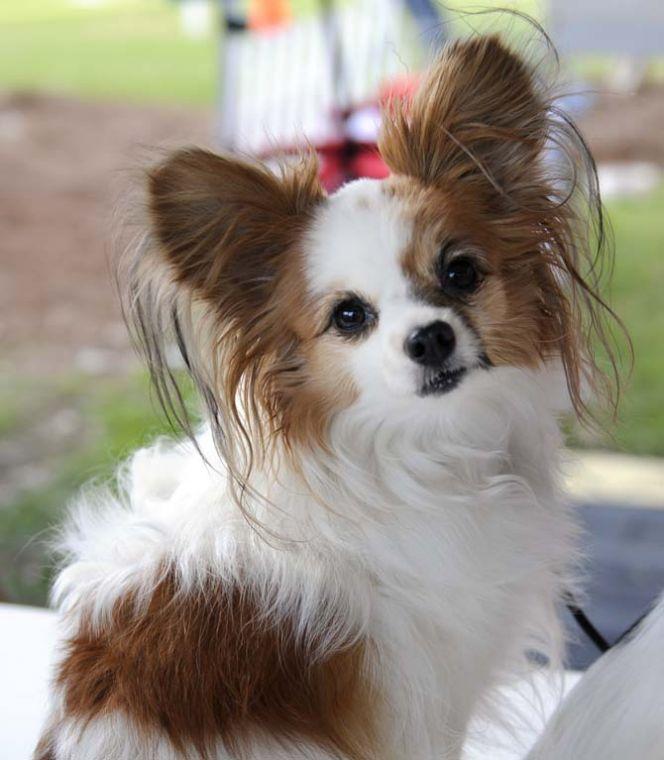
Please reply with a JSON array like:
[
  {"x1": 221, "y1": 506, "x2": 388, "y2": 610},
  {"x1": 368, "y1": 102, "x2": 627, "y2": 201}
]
[{"x1": 36, "y1": 34, "x2": 626, "y2": 760}]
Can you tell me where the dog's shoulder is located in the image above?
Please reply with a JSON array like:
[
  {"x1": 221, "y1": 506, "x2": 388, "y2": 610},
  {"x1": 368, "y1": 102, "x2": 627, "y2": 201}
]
[
  {"x1": 41, "y1": 433, "x2": 380, "y2": 759},
  {"x1": 45, "y1": 563, "x2": 377, "y2": 759}
]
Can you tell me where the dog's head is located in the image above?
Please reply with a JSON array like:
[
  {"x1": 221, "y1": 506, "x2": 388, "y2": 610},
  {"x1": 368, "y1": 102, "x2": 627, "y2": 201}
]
[{"x1": 125, "y1": 36, "x2": 618, "y2": 484}]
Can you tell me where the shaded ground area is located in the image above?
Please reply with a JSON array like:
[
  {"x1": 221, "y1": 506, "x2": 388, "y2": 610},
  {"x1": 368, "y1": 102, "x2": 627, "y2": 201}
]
[
  {"x1": 565, "y1": 503, "x2": 664, "y2": 670},
  {"x1": 580, "y1": 84, "x2": 664, "y2": 165},
  {"x1": 0, "y1": 93, "x2": 210, "y2": 602}
]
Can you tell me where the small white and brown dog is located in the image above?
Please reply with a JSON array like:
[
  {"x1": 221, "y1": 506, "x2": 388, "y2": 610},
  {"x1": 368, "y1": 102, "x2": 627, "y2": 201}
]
[{"x1": 36, "y1": 34, "x2": 643, "y2": 760}]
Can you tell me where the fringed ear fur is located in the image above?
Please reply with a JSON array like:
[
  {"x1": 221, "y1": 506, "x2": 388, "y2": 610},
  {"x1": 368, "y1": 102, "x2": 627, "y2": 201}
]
[
  {"x1": 148, "y1": 148, "x2": 324, "y2": 306},
  {"x1": 379, "y1": 35, "x2": 548, "y2": 200}
]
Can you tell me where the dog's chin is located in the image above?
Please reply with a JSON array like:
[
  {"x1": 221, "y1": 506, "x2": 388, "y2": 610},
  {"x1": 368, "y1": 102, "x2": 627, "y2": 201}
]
[{"x1": 419, "y1": 366, "x2": 467, "y2": 397}]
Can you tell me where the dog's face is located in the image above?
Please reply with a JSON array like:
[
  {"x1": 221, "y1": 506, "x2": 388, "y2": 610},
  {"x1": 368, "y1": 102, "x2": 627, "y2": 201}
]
[
  {"x1": 307, "y1": 180, "x2": 480, "y2": 407},
  {"x1": 134, "y1": 35, "x2": 611, "y2": 469},
  {"x1": 304, "y1": 176, "x2": 551, "y2": 412}
]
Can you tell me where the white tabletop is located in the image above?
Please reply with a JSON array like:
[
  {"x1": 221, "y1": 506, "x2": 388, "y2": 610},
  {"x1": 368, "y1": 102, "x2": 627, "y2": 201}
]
[{"x1": 0, "y1": 604, "x2": 58, "y2": 759}]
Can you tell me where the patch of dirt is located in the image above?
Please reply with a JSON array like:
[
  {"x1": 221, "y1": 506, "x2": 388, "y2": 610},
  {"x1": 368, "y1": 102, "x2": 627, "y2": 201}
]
[
  {"x1": 0, "y1": 92, "x2": 213, "y2": 377},
  {"x1": 579, "y1": 84, "x2": 664, "y2": 166},
  {"x1": 1, "y1": 85, "x2": 664, "y2": 378}
]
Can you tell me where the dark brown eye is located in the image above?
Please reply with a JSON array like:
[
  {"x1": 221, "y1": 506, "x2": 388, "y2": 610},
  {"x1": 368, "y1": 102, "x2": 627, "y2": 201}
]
[
  {"x1": 441, "y1": 256, "x2": 481, "y2": 295},
  {"x1": 332, "y1": 298, "x2": 368, "y2": 333}
]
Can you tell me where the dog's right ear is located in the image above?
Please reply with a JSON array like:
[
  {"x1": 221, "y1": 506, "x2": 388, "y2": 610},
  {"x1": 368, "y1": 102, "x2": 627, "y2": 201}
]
[
  {"x1": 379, "y1": 35, "x2": 548, "y2": 202},
  {"x1": 148, "y1": 148, "x2": 325, "y2": 309}
]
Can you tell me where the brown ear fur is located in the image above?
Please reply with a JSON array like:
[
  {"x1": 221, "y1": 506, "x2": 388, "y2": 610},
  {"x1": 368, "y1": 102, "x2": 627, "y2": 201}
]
[
  {"x1": 148, "y1": 148, "x2": 324, "y2": 303},
  {"x1": 379, "y1": 35, "x2": 546, "y2": 199}
]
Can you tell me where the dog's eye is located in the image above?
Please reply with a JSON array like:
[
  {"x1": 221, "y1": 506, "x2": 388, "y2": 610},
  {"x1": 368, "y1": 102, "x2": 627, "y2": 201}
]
[
  {"x1": 332, "y1": 298, "x2": 368, "y2": 333},
  {"x1": 441, "y1": 256, "x2": 481, "y2": 295}
]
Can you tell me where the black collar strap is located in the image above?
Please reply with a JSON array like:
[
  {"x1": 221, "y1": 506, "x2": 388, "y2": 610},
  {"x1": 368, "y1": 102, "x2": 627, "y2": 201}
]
[{"x1": 565, "y1": 591, "x2": 650, "y2": 655}]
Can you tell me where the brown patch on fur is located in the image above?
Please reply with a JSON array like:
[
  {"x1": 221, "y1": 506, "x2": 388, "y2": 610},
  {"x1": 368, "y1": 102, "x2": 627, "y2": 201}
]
[
  {"x1": 55, "y1": 568, "x2": 379, "y2": 759},
  {"x1": 380, "y1": 35, "x2": 625, "y2": 420}
]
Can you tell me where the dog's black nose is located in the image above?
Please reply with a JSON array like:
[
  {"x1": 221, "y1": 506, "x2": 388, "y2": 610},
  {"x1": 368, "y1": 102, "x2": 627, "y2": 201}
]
[{"x1": 404, "y1": 321, "x2": 456, "y2": 367}]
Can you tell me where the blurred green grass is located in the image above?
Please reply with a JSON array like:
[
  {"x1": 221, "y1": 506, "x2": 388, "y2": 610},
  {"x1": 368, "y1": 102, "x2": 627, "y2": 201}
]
[
  {"x1": 0, "y1": 371, "x2": 196, "y2": 605},
  {"x1": 4, "y1": 0, "x2": 657, "y2": 109},
  {"x1": 0, "y1": 0, "x2": 384, "y2": 105},
  {"x1": 601, "y1": 186, "x2": 664, "y2": 456},
  {"x1": 0, "y1": 0, "x2": 552, "y2": 106},
  {"x1": 0, "y1": 0, "x2": 217, "y2": 104}
]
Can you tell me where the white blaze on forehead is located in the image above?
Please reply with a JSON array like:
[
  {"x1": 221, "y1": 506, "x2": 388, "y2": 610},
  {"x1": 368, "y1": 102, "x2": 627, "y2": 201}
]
[{"x1": 305, "y1": 179, "x2": 412, "y2": 300}]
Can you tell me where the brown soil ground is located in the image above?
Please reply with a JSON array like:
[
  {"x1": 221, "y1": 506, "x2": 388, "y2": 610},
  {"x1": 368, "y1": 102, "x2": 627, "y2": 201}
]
[
  {"x1": 0, "y1": 93, "x2": 213, "y2": 377},
  {"x1": 1, "y1": 86, "x2": 664, "y2": 377},
  {"x1": 579, "y1": 85, "x2": 664, "y2": 166}
]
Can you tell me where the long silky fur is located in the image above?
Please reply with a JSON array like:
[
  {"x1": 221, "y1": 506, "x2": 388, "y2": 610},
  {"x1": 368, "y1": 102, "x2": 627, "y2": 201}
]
[{"x1": 38, "y1": 26, "x2": 632, "y2": 760}]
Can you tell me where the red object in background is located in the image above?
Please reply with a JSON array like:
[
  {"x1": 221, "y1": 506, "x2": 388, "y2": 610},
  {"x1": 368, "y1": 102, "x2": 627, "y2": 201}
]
[
  {"x1": 378, "y1": 73, "x2": 421, "y2": 106},
  {"x1": 317, "y1": 143, "x2": 346, "y2": 192},
  {"x1": 350, "y1": 144, "x2": 390, "y2": 181},
  {"x1": 248, "y1": 0, "x2": 292, "y2": 30},
  {"x1": 315, "y1": 73, "x2": 421, "y2": 192},
  {"x1": 219, "y1": 1, "x2": 430, "y2": 189},
  {"x1": 317, "y1": 142, "x2": 389, "y2": 192}
]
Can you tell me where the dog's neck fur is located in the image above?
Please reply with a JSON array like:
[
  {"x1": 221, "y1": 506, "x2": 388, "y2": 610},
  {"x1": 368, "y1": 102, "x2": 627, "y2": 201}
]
[{"x1": 189, "y1": 366, "x2": 573, "y2": 753}]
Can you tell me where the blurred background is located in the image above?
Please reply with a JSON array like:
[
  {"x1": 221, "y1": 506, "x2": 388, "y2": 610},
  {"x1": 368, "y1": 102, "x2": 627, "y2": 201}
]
[{"x1": 0, "y1": 0, "x2": 662, "y2": 667}]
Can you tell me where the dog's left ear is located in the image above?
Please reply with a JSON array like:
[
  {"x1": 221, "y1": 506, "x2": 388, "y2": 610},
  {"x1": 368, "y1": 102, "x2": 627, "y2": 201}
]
[{"x1": 379, "y1": 35, "x2": 547, "y2": 201}]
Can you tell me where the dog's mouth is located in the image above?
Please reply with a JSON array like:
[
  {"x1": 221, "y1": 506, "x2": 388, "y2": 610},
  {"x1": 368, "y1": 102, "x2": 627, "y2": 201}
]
[{"x1": 419, "y1": 366, "x2": 467, "y2": 396}]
